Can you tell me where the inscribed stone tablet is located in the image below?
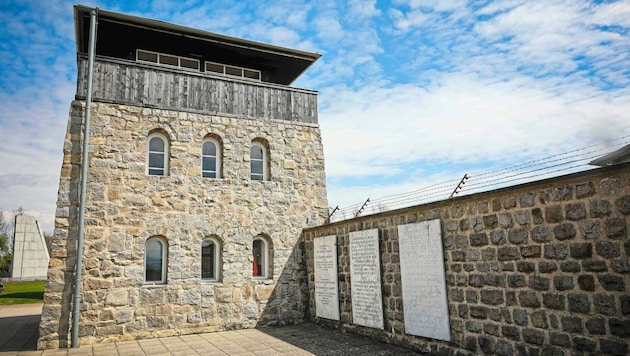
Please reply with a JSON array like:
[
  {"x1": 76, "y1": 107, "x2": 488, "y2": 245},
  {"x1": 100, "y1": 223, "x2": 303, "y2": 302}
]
[
  {"x1": 349, "y1": 229, "x2": 384, "y2": 329},
  {"x1": 314, "y1": 235, "x2": 340, "y2": 320},
  {"x1": 398, "y1": 219, "x2": 451, "y2": 341}
]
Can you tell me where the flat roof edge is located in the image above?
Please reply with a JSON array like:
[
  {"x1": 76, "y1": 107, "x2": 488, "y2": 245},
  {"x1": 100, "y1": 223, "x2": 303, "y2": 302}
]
[{"x1": 73, "y1": 5, "x2": 321, "y2": 62}]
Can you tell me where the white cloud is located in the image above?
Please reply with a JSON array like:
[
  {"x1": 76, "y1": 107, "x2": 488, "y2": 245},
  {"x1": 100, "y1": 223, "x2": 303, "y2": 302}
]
[
  {"x1": 389, "y1": 8, "x2": 431, "y2": 32},
  {"x1": 0, "y1": 0, "x2": 629, "y2": 226},
  {"x1": 314, "y1": 16, "x2": 345, "y2": 41},
  {"x1": 348, "y1": 0, "x2": 381, "y2": 19},
  {"x1": 592, "y1": 1, "x2": 630, "y2": 27},
  {"x1": 472, "y1": 1, "x2": 630, "y2": 83},
  {"x1": 320, "y1": 73, "x2": 630, "y2": 181}
]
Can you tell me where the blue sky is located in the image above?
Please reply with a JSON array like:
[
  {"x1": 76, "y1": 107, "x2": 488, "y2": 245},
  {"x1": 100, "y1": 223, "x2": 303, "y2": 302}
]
[{"x1": 1, "y1": 0, "x2": 629, "y2": 232}]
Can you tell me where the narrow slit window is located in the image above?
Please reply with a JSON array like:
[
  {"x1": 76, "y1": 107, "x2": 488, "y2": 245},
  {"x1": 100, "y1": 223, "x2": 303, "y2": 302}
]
[
  {"x1": 147, "y1": 133, "x2": 168, "y2": 176},
  {"x1": 201, "y1": 239, "x2": 220, "y2": 281},
  {"x1": 252, "y1": 237, "x2": 269, "y2": 278},
  {"x1": 250, "y1": 141, "x2": 268, "y2": 181},
  {"x1": 251, "y1": 145, "x2": 264, "y2": 181},
  {"x1": 145, "y1": 237, "x2": 167, "y2": 284},
  {"x1": 202, "y1": 138, "x2": 221, "y2": 178}
]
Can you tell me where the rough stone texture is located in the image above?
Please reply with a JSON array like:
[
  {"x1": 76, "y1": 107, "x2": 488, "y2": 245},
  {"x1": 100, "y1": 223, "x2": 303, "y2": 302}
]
[
  {"x1": 39, "y1": 99, "x2": 328, "y2": 348},
  {"x1": 615, "y1": 195, "x2": 630, "y2": 215},
  {"x1": 305, "y1": 164, "x2": 630, "y2": 355}
]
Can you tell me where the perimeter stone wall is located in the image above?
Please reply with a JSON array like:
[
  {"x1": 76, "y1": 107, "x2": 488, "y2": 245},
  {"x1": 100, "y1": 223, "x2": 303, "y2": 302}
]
[
  {"x1": 304, "y1": 164, "x2": 629, "y2": 355},
  {"x1": 38, "y1": 100, "x2": 328, "y2": 348}
]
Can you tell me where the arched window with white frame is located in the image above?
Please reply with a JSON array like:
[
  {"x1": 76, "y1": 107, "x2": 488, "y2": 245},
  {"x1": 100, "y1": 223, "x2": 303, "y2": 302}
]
[
  {"x1": 252, "y1": 235, "x2": 270, "y2": 279},
  {"x1": 201, "y1": 237, "x2": 220, "y2": 281},
  {"x1": 202, "y1": 137, "x2": 221, "y2": 178},
  {"x1": 250, "y1": 141, "x2": 268, "y2": 181},
  {"x1": 147, "y1": 132, "x2": 169, "y2": 176},
  {"x1": 145, "y1": 236, "x2": 168, "y2": 284}
]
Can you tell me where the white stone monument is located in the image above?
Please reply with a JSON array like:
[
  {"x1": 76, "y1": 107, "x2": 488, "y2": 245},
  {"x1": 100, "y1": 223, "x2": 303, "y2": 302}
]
[
  {"x1": 314, "y1": 235, "x2": 340, "y2": 320},
  {"x1": 349, "y1": 228, "x2": 384, "y2": 329},
  {"x1": 11, "y1": 215, "x2": 50, "y2": 280},
  {"x1": 398, "y1": 219, "x2": 451, "y2": 341}
]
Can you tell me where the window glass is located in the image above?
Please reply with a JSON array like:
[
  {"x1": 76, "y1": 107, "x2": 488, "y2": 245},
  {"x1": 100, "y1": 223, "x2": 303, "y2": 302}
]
[
  {"x1": 146, "y1": 239, "x2": 163, "y2": 282},
  {"x1": 159, "y1": 54, "x2": 178, "y2": 66},
  {"x1": 251, "y1": 143, "x2": 266, "y2": 181},
  {"x1": 250, "y1": 160, "x2": 263, "y2": 174},
  {"x1": 202, "y1": 141, "x2": 217, "y2": 156},
  {"x1": 201, "y1": 240, "x2": 216, "y2": 280},
  {"x1": 149, "y1": 137, "x2": 164, "y2": 152},
  {"x1": 244, "y1": 69, "x2": 261, "y2": 80},
  {"x1": 203, "y1": 158, "x2": 216, "y2": 177},
  {"x1": 253, "y1": 239, "x2": 264, "y2": 277},
  {"x1": 202, "y1": 140, "x2": 219, "y2": 179},
  {"x1": 205, "y1": 62, "x2": 223, "y2": 74},
  {"x1": 149, "y1": 152, "x2": 165, "y2": 169},
  {"x1": 251, "y1": 146, "x2": 263, "y2": 160},
  {"x1": 148, "y1": 134, "x2": 168, "y2": 176},
  {"x1": 137, "y1": 51, "x2": 158, "y2": 63},
  {"x1": 180, "y1": 58, "x2": 199, "y2": 70},
  {"x1": 225, "y1": 66, "x2": 242, "y2": 76}
]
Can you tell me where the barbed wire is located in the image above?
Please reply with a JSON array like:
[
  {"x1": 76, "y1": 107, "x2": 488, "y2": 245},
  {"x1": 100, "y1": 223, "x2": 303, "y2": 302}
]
[{"x1": 330, "y1": 136, "x2": 629, "y2": 222}]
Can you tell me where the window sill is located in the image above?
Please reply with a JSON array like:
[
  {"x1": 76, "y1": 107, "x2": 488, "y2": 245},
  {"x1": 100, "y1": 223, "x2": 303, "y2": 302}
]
[
  {"x1": 143, "y1": 283, "x2": 168, "y2": 288},
  {"x1": 252, "y1": 277, "x2": 273, "y2": 284},
  {"x1": 201, "y1": 279, "x2": 221, "y2": 284}
]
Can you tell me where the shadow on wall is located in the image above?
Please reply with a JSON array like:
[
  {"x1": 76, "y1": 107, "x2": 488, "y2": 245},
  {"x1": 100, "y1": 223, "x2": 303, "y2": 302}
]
[{"x1": 256, "y1": 233, "x2": 309, "y2": 327}]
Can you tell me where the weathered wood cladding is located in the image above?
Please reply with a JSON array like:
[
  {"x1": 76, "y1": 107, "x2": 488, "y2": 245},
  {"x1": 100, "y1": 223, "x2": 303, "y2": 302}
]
[{"x1": 76, "y1": 57, "x2": 318, "y2": 124}]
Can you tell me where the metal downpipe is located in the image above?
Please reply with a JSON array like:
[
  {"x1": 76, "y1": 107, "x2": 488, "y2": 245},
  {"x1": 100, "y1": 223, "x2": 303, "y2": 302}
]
[{"x1": 72, "y1": 8, "x2": 97, "y2": 348}]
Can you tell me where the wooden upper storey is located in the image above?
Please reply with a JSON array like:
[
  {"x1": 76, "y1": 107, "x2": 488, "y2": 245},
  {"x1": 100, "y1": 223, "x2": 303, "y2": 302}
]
[{"x1": 74, "y1": 5, "x2": 320, "y2": 124}]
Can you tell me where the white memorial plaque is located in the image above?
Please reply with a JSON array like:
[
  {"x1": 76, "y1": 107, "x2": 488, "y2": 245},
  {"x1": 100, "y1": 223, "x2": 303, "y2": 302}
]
[
  {"x1": 398, "y1": 219, "x2": 451, "y2": 341},
  {"x1": 314, "y1": 235, "x2": 340, "y2": 320},
  {"x1": 349, "y1": 228, "x2": 384, "y2": 329}
]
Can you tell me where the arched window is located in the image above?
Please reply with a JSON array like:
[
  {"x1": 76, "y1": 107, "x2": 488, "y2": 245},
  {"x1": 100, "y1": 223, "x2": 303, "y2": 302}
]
[
  {"x1": 201, "y1": 238, "x2": 220, "y2": 281},
  {"x1": 147, "y1": 132, "x2": 169, "y2": 176},
  {"x1": 252, "y1": 236, "x2": 270, "y2": 279},
  {"x1": 202, "y1": 138, "x2": 221, "y2": 178},
  {"x1": 250, "y1": 141, "x2": 268, "y2": 181},
  {"x1": 145, "y1": 236, "x2": 168, "y2": 284}
]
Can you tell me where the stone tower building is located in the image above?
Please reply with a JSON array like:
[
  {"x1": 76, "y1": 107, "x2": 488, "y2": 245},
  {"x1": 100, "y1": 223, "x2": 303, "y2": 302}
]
[{"x1": 39, "y1": 5, "x2": 328, "y2": 348}]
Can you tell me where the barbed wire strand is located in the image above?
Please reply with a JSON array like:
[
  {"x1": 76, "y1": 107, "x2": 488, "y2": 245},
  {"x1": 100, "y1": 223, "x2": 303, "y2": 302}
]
[{"x1": 330, "y1": 137, "x2": 629, "y2": 222}]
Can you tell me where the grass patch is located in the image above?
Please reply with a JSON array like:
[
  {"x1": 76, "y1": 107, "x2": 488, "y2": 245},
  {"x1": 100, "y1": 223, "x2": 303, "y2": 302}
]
[{"x1": 0, "y1": 281, "x2": 46, "y2": 305}]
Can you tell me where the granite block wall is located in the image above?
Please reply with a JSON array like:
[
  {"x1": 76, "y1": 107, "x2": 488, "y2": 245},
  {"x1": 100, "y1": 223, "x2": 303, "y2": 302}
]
[
  {"x1": 304, "y1": 164, "x2": 629, "y2": 355},
  {"x1": 39, "y1": 101, "x2": 328, "y2": 348}
]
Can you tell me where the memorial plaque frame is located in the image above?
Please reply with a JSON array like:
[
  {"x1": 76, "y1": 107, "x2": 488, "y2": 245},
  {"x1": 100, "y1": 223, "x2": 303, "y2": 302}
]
[
  {"x1": 349, "y1": 228, "x2": 384, "y2": 330},
  {"x1": 398, "y1": 219, "x2": 451, "y2": 341},
  {"x1": 314, "y1": 235, "x2": 340, "y2": 320}
]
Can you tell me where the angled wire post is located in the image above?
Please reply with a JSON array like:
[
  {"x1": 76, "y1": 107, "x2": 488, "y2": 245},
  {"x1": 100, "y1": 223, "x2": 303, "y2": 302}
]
[
  {"x1": 354, "y1": 198, "x2": 370, "y2": 218},
  {"x1": 449, "y1": 174, "x2": 468, "y2": 199},
  {"x1": 327, "y1": 206, "x2": 339, "y2": 223}
]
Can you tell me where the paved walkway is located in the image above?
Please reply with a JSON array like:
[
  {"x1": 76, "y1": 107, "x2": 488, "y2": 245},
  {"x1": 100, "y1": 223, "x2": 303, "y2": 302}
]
[
  {"x1": 0, "y1": 304, "x2": 421, "y2": 356},
  {"x1": 0, "y1": 304, "x2": 42, "y2": 353}
]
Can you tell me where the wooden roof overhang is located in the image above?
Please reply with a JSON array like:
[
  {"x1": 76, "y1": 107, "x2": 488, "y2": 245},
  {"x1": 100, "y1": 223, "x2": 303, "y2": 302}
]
[{"x1": 74, "y1": 5, "x2": 321, "y2": 85}]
